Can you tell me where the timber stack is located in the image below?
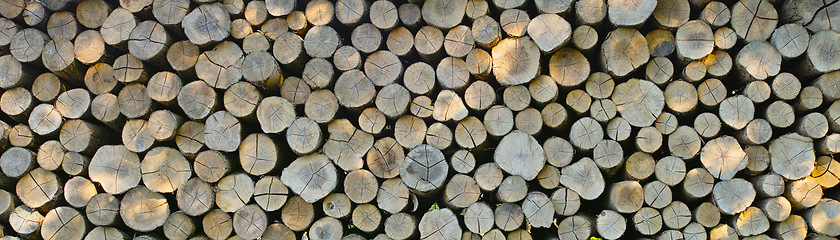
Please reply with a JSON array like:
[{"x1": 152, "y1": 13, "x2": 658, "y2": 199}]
[{"x1": 0, "y1": 0, "x2": 838, "y2": 239}]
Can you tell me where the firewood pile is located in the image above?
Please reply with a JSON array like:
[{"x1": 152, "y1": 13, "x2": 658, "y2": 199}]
[{"x1": 0, "y1": 0, "x2": 838, "y2": 239}]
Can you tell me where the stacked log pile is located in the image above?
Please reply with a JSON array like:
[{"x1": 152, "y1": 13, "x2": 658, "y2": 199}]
[{"x1": 0, "y1": 0, "x2": 838, "y2": 239}]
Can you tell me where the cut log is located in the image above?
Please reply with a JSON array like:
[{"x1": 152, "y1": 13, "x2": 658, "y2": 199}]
[
  {"x1": 804, "y1": 199, "x2": 840, "y2": 237},
  {"x1": 744, "y1": 81, "x2": 771, "y2": 103},
  {"x1": 285, "y1": 117, "x2": 322, "y2": 155},
  {"x1": 64, "y1": 176, "x2": 96, "y2": 208},
  {"x1": 592, "y1": 139, "x2": 622, "y2": 172},
  {"x1": 216, "y1": 172, "x2": 255, "y2": 212},
  {"x1": 309, "y1": 217, "x2": 342, "y2": 240},
  {"x1": 695, "y1": 202, "x2": 721, "y2": 228},
  {"x1": 41, "y1": 206, "x2": 86, "y2": 240},
  {"x1": 61, "y1": 151, "x2": 88, "y2": 176},
  {"x1": 655, "y1": 156, "x2": 686, "y2": 186},
  {"x1": 492, "y1": 37, "x2": 540, "y2": 86},
  {"x1": 128, "y1": 20, "x2": 170, "y2": 64},
  {"x1": 43, "y1": 39, "x2": 84, "y2": 81},
  {"x1": 322, "y1": 193, "x2": 350, "y2": 219},
  {"x1": 514, "y1": 108, "x2": 542, "y2": 135},
  {"x1": 240, "y1": 52, "x2": 283, "y2": 91},
  {"x1": 0, "y1": 87, "x2": 33, "y2": 124},
  {"x1": 797, "y1": 86, "x2": 823, "y2": 111},
  {"x1": 163, "y1": 211, "x2": 195, "y2": 240},
  {"x1": 421, "y1": 0, "x2": 466, "y2": 29},
  {"x1": 21, "y1": 2, "x2": 48, "y2": 27},
  {"x1": 45, "y1": 11, "x2": 77, "y2": 41},
  {"x1": 713, "y1": 178, "x2": 756, "y2": 215},
  {"x1": 8, "y1": 124, "x2": 38, "y2": 148},
  {"x1": 121, "y1": 119, "x2": 154, "y2": 153},
  {"x1": 183, "y1": 3, "x2": 230, "y2": 46},
  {"x1": 812, "y1": 156, "x2": 840, "y2": 188},
  {"x1": 662, "y1": 201, "x2": 691, "y2": 229},
  {"x1": 560, "y1": 158, "x2": 605, "y2": 200},
  {"x1": 528, "y1": 75, "x2": 558, "y2": 105},
  {"x1": 32, "y1": 73, "x2": 64, "y2": 103},
  {"x1": 86, "y1": 193, "x2": 119, "y2": 226},
  {"x1": 401, "y1": 144, "x2": 447, "y2": 194},
  {"x1": 550, "y1": 48, "x2": 590, "y2": 87},
  {"x1": 635, "y1": 126, "x2": 662, "y2": 153},
  {"x1": 83, "y1": 63, "x2": 117, "y2": 96},
  {"x1": 633, "y1": 207, "x2": 662, "y2": 235},
  {"x1": 374, "y1": 84, "x2": 409, "y2": 118},
  {"x1": 758, "y1": 196, "x2": 791, "y2": 222},
  {"x1": 0, "y1": 55, "x2": 33, "y2": 90},
  {"x1": 655, "y1": 112, "x2": 678, "y2": 134},
  {"x1": 602, "y1": 28, "x2": 648, "y2": 77},
  {"x1": 526, "y1": 13, "x2": 571, "y2": 53},
  {"x1": 463, "y1": 202, "x2": 494, "y2": 235},
  {"x1": 280, "y1": 196, "x2": 314, "y2": 232},
  {"x1": 195, "y1": 41, "x2": 244, "y2": 90},
  {"x1": 351, "y1": 23, "x2": 381, "y2": 54},
  {"x1": 113, "y1": 54, "x2": 147, "y2": 84},
  {"x1": 700, "y1": 1, "x2": 730, "y2": 27},
  {"x1": 9, "y1": 28, "x2": 49, "y2": 63},
  {"x1": 596, "y1": 210, "x2": 626, "y2": 240},
  {"x1": 669, "y1": 126, "x2": 702, "y2": 159},
  {"x1": 503, "y1": 85, "x2": 531, "y2": 112},
  {"x1": 0, "y1": 146, "x2": 33, "y2": 179},
  {"x1": 385, "y1": 213, "x2": 416, "y2": 240},
  {"x1": 753, "y1": 173, "x2": 784, "y2": 198},
  {"x1": 774, "y1": 215, "x2": 807, "y2": 240},
  {"x1": 387, "y1": 27, "x2": 414, "y2": 57},
  {"x1": 556, "y1": 215, "x2": 591, "y2": 240},
  {"x1": 233, "y1": 204, "x2": 267, "y2": 239},
  {"x1": 90, "y1": 145, "x2": 140, "y2": 194},
  {"x1": 494, "y1": 203, "x2": 523, "y2": 231},
  {"x1": 120, "y1": 186, "x2": 169, "y2": 232},
  {"x1": 694, "y1": 110, "x2": 720, "y2": 138},
  {"x1": 570, "y1": 117, "x2": 603, "y2": 150},
  {"x1": 609, "y1": 181, "x2": 644, "y2": 213},
  {"x1": 806, "y1": 31, "x2": 840, "y2": 74},
  {"x1": 425, "y1": 122, "x2": 452, "y2": 150},
  {"x1": 279, "y1": 77, "x2": 310, "y2": 106},
  {"x1": 171, "y1": 121, "x2": 204, "y2": 159},
  {"x1": 497, "y1": 175, "x2": 527, "y2": 203},
  {"x1": 9, "y1": 205, "x2": 42, "y2": 236},
  {"x1": 710, "y1": 224, "x2": 738, "y2": 240},
  {"x1": 177, "y1": 177, "x2": 215, "y2": 216},
  {"x1": 643, "y1": 181, "x2": 672, "y2": 209},
  {"x1": 731, "y1": 0, "x2": 777, "y2": 42},
  {"x1": 683, "y1": 168, "x2": 714, "y2": 199},
  {"x1": 664, "y1": 80, "x2": 698, "y2": 114},
  {"x1": 624, "y1": 152, "x2": 653, "y2": 180},
  {"x1": 494, "y1": 130, "x2": 545, "y2": 180},
  {"x1": 590, "y1": 99, "x2": 617, "y2": 122},
  {"x1": 769, "y1": 133, "x2": 815, "y2": 180},
  {"x1": 736, "y1": 41, "x2": 781, "y2": 81},
  {"x1": 261, "y1": 223, "x2": 296, "y2": 240},
  {"x1": 203, "y1": 209, "x2": 233, "y2": 240},
  {"x1": 521, "y1": 192, "x2": 553, "y2": 228},
  {"x1": 323, "y1": 119, "x2": 373, "y2": 171},
  {"x1": 167, "y1": 41, "x2": 199, "y2": 77},
  {"x1": 608, "y1": 0, "x2": 656, "y2": 27},
  {"x1": 471, "y1": 16, "x2": 500, "y2": 49},
  {"x1": 785, "y1": 177, "x2": 822, "y2": 210},
  {"x1": 612, "y1": 79, "x2": 664, "y2": 127},
  {"x1": 676, "y1": 20, "x2": 714, "y2": 61},
  {"x1": 704, "y1": 50, "x2": 733, "y2": 78},
  {"x1": 700, "y1": 136, "x2": 747, "y2": 180},
  {"x1": 281, "y1": 154, "x2": 337, "y2": 203},
  {"x1": 770, "y1": 24, "x2": 809, "y2": 60},
  {"x1": 141, "y1": 147, "x2": 191, "y2": 193},
  {"x1": 718, "y1": 95, "x2": 754, "y2": 130},
  {"x1": 346, "y1": 204, "x2": 380, "y2": 234}
]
